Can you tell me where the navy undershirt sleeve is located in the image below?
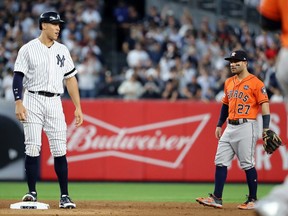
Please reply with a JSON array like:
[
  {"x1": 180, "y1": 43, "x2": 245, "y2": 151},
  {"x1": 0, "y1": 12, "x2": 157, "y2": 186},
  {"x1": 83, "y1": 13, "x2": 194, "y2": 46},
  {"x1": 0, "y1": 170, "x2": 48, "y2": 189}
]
[
  {"x1": 217, "y1": 104, "x2": 229, "y2": 127},
  {"x1": 12, "y1": 71, "x2": 24, "y2": 101}
]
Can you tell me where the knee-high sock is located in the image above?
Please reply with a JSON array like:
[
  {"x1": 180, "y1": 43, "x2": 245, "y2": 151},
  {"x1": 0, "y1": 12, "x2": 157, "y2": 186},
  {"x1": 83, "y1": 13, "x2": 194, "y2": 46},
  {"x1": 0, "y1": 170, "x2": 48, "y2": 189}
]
[
  {"x1": 213, "y1": 166, "x2": 227, "y2": 198},
  {"x1": 245, "y1": 167, "x2": 258, "y2": 200},
  {"x1": 54, "y1": 155, "x2": 68, "y2": 196},
  {"x1": 25, "y1": 155, "x2": 39, "y2": 193}
]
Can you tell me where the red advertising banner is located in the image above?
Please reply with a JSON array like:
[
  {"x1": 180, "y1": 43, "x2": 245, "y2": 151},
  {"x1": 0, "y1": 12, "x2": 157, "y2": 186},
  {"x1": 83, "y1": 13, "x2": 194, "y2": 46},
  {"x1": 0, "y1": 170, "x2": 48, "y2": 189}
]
[{"x1": 40, "y1": 100, "x2": 288, "y2": 182}]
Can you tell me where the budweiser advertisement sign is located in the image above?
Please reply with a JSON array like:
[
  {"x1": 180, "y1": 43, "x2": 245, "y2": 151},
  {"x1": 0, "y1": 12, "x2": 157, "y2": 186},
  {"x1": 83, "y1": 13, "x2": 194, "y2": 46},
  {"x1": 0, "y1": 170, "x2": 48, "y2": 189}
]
[{"x1": 41, "y1": 100, "x2": 288, "y2": 182}]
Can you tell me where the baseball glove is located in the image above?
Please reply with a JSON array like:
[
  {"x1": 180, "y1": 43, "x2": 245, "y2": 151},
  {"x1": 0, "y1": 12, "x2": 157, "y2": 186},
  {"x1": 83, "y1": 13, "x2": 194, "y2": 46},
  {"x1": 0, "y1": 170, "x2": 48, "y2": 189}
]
[{"x1": 262, "y1": 129, "x2": 282, "y2": 154}]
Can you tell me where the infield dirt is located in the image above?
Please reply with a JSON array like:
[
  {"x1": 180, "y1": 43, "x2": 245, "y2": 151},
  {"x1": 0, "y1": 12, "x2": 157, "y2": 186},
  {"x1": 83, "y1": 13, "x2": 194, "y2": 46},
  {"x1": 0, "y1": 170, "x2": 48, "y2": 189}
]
[{"x1": 0, "y1": 200, "x2": 258, "y2": 216}]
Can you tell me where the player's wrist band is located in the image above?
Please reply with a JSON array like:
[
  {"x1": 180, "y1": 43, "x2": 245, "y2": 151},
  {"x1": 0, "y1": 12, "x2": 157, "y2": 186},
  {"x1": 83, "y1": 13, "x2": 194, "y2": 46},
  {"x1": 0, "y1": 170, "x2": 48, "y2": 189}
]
[{"x1": 262, "y1": 114, "x2": 270, "y2": 129}]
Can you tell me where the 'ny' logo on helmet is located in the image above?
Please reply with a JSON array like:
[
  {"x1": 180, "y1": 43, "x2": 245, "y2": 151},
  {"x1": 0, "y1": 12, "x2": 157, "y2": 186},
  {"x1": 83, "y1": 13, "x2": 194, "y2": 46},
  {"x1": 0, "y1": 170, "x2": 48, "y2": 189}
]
[
  {"x1": 56, "y1": 54, "x2": 65, "y2": 67},
  {"x1": 50, "y1": 15, "x2": 60, "y2": 20},
  {"x1": 231, "y1": 52, "x2": 236, "y2": 56}
]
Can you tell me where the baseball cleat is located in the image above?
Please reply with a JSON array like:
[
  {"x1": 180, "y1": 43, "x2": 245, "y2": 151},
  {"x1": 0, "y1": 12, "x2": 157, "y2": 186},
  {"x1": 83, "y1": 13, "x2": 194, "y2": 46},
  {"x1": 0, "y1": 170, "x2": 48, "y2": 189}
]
[
  {"x1": 237, "y1": 196, "x2": 256, "y2": 210},
  {"x1": 196, "y1": 193, "x2": 223, "y2": 209},
  {"x1": 59, "y1": 195, "x2": 76, "y2": 209},
  {"x1": 22, "y1": 191, "x2": 37, "y2": 202}
]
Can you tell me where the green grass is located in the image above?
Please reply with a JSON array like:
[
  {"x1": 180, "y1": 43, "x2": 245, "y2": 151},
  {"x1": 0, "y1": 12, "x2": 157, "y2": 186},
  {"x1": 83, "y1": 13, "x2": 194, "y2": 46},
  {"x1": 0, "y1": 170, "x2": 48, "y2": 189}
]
[{"x1": 0, "y1": 182, "x2": 277, "y2": 203}]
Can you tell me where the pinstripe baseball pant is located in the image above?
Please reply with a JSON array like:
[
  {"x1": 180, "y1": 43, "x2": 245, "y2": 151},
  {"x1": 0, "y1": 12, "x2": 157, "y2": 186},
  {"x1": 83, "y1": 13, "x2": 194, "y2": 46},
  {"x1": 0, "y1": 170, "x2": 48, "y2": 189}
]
[{"x1": 22, "y1": 91, "x2": 67, "y2": 157}]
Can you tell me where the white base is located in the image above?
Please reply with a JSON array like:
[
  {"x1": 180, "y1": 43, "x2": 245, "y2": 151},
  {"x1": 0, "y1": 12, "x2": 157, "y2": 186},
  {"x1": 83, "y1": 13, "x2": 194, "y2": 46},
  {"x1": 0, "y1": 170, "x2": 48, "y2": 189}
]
[{"x1": 10, "y1": 201, "x2": 50, "y2": 209}]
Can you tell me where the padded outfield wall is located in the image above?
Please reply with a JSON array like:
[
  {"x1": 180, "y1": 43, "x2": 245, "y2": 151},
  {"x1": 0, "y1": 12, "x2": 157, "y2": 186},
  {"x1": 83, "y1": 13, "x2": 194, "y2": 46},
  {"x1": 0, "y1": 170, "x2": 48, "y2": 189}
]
[{"x1": 1, "y1": 99, "x2": 287, "y2": 182}]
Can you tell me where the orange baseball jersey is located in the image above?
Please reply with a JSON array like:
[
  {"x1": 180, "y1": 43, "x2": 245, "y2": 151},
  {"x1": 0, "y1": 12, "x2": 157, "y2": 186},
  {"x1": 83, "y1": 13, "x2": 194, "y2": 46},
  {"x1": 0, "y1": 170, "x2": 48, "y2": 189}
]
[
  {"x1": 259, "y1": 0, "x2": 288, "y2": 47},
  {"x1": 222, "y1": 74, "x2": 269, "y2": 120}
]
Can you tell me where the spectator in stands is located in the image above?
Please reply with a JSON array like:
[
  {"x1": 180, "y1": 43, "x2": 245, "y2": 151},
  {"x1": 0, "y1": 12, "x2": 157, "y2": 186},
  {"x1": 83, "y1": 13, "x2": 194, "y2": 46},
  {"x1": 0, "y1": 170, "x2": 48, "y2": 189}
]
[
  {"x1": 163, "y1": 12, "x2": 181, "y2": 46},
  {"x1": 178, "y1": 8, "x2": 194, "y2": 38},
  {"x1": 181, "y1": 42, "x2": 198, "y2": 70},
  {"x1": 32, "y1": 0, "x2": 55, "y2": 16},
  {"x1": 161, "y1": 78, "x2": 180, "y2": 102},
  {"x1": 143, "y1": 5, "x2": 162, "y2": 28},
  {"x1": 77, "y1": 52, "x2": 101, "y2": 98},
  {"x1": 98, "y1": 71, "x2": 121, "y2": 98},
  {"x1": 196, "y1": 31, "x2": 210, "y2": 59},
  {"x1": 2, "y1": 67, "x2": 14, "y2": 101},
  {"x1": 146, "y1": 39, "x2": 163, "y2": 66},
  {"x1": 19, "y1": 11, "x2": 36, "y2": 42},
  {"x1": 198, "y1": 16, "x2": 214, "y2": 40},
  {"x1": 255, "y1": 30, "x2": 274, "y2": 50},
  {"x1": 118, "y1": 72, "x2": 144, "y2": 100},
  {"x1": 145, "y1": 24, "x2": 165, "y2": 45},
  {"x1": 215, "y1": 17, "x2": 235, "y2": 46},
  {"x1": 213, "y1": 67, "x2": 230, "y2": 100},
  {"x1": 197, "y1": 66, "x2": 216, "y2": 101},
  {"x1": 263, "y1": 54, "x2": 277, "y2": 98},
  {"x1": 126, "y1": 41, "x2": 151, "y2": 68},
  {"x1": 141, "y1": 68, "x2": 162, "y2": 99},
  {"x1": 178, "y1": 60, "x2": 197, "y2": 96},
  {"x1": 122, "y1": 24, "x2": 144, "y2": 54},
  {"x1": 182, "y1": 75, "x2": 202, "y2": 100},
  {"x1": 81, "y1": 3, "x2": 102, "y2": 29},
  {"x1": 81, "y1": 38, "x2": 103, "y2": 63},
  {"x1": 61, "y1": 21, "x2": 82, "y2": 49},
  {"x1": 210, "y1": 48, "x2": 226, "y2": 71},
  {"x1": 159, "y1": 41, "x2": 180, "y2": 81},
  {"x1": 269, "y1": 87, "x2": 284, "y2": 103}
]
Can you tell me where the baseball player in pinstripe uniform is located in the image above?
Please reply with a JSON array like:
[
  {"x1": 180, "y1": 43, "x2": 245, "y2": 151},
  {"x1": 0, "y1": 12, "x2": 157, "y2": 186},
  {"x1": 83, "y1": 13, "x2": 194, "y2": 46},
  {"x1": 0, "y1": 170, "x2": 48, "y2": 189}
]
[
  {"x1": 196, "y1": 50, "x2": 271, "y2": 210},
  {"x1": 12, "y1": 11, "x2": 83, "y2": 209}
]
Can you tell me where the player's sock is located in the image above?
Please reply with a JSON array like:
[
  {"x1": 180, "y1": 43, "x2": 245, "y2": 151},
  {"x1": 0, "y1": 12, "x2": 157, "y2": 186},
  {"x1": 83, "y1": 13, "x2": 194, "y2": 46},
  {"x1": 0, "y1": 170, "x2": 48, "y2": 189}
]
[
  {"x1": 54, "y1": 155, "x2": 68, "y2": 196},
  {"x1": 245, "y1": 167, "x2": 258, "y2": 200},
  {"x1": 25, "y1": 155, "x2": 39, "y2": 193},
  {"x1": 213, "y1": 165, "x2": 227, "y2": 198}
]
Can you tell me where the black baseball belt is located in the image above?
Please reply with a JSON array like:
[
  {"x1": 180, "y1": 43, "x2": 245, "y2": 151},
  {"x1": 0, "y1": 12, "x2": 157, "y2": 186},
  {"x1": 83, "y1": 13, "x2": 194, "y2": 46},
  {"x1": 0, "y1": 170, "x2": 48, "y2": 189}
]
[
  {"x1": 228, "y1": 118, "x2": 248, "y2": 125},
  {"x1": 28, "y1": 90, "x2": 60, "y2": 97}
]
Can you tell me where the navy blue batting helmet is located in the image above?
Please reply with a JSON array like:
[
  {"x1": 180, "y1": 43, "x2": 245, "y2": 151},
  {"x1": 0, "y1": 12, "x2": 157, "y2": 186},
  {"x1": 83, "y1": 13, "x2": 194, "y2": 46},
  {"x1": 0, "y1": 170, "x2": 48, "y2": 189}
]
[{"x1": 39, "y1": 11, "x2": 64, "y2": 30}]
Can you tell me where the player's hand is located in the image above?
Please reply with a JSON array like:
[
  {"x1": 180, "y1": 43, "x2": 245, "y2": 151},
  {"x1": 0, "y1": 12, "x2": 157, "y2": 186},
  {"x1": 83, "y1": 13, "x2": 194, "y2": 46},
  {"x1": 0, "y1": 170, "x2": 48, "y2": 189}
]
[
  {"x1": 74, "y1": 108, "x2": 83, "y2": 127},
  {"x1": 215, "y1": 127, "x2": 222, "y2": 139},
  {"x1": 15, "y1": 100, "x2": 27, "y2": 122}
]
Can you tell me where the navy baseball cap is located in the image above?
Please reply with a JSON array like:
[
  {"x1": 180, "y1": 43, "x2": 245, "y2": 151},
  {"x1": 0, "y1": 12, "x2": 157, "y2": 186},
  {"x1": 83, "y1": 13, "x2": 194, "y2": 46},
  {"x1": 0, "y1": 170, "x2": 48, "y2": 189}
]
[{"x1": 224, "y1": 50, "x2": 248, "y2": 61}]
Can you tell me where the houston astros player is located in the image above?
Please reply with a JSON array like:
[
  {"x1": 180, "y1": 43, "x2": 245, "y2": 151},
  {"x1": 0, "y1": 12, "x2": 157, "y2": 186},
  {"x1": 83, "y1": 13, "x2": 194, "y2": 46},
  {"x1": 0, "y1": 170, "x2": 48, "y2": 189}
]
[
  {"x1": 12, "y1": 11, "x2": 83, "y2": 208},
  {"x1": 196, "y1": 50, "x2": 270, "y2": 210},
  {"x1": 260, "y1": 0, "x2": 288, "y2": 100},
  {"x1": 255, "y1": 1, "x2": 288, "y2": 216}
]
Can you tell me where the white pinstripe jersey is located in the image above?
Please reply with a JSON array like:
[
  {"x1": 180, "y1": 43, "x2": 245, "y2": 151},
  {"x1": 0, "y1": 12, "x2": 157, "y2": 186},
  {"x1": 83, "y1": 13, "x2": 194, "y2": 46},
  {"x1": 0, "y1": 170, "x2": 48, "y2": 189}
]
[{"x1": 14, "y1": 38, "x2": 77, "y2": 94}]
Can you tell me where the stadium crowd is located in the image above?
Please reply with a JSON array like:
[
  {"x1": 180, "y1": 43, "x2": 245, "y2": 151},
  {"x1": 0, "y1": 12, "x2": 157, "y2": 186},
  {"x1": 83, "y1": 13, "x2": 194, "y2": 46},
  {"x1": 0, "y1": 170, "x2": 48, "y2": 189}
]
[{"x1": 0, "y1": 0, "x2": 284, "y2": 102}]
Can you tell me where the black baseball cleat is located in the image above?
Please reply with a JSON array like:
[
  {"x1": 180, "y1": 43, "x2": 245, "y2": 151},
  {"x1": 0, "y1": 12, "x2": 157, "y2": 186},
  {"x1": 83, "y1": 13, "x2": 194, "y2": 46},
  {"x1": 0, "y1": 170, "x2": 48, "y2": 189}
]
[
  {"x1": 59, "y1": 195, "x2": 76, "y2": 209},
  {"x1": 22, "y1": 191, "x2": 37, "y2": 202}
]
